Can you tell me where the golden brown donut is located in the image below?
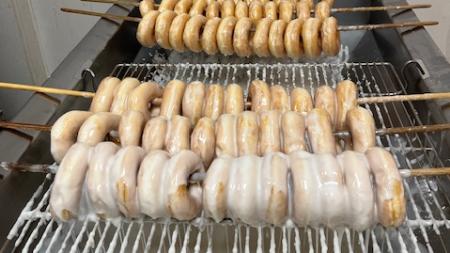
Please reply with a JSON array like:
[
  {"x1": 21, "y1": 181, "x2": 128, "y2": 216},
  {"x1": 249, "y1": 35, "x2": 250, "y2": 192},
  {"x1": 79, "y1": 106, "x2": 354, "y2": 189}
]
[
  {"x1": 233, "y1": 17, "x2": 254, "y2": 57},
  {"x1": 158, "y1": 0, "x2": 178, "y2": 11},
  {"x1": 221, "y1": 0, "x2": 236, "y2": 17},
  {"x1": 201, "y1": 17, "x2": 222, "y2": 55},
  {"x1": 346, "y1": 107, "x2": 376, "y2": 153},
  {"x1": 206, "y1": 2, "x2": 220, "y2": 18},
  {"x1": 224, "y1": 84, "x2": 245, "y2": 114},
  {"x1": 296, "y1": 1, "x2": 310, "y2": 21},
  {"x1": 136, "y1": 11, "x2": 160, "y2": 47},
  {"x1": 279, "y1": 0, "x2": 294, "y2": 22},
  {"x1": 183, "y1": 15, "x2": 207, "y2": 53},
  {"x1": 249, "y1": 80, "x2": 271, "y2": 112},
  {"x1": 322, "y1": 0, "x2": 334, "y2": 7},
  {"x1": 336, "y1": 80, "x2": 358, "y2": 131},
  {"x1": 268, "y1": 20, "x2": 287, "y2": 58},
  {"x1": 155, "y1": 11, "x2": 177, "y2": 49},
  {"x1": 284, "y1": 19, "x2": 304, "y2": 59},
  {"x1": 315, "y1": 1, "x2": 331, "y2": 20},
  {"x1": 203, "y1": 84, "x2": 225, "y2": 120},
  {"x1": 302, "y1": 17, "x2": 322, "y2": 58},
  {"x1": 217, "y1": 17, "x2": 238, "y2": 55},
  {"x1": 314, "y1": 85, "x2": 337, "y2": 128},
  {"x1": 235, "y1": 1, "x2": 249, "y2": 18},
  {"x1": 190, "y1": 0, "x2": 208, "y2": 16},
  {"x1": 264, "y1": 1, "x2": 277, "y2": 20},
  {"x1": 270, "y1": 85, "x2": 290, "y2": 112},
  {"x1": 321, "y1": 16, "x2": 340, "y2": 56},
  {"x1": 300, "y1": 0, "x2": 313, "y2": 9},
  {"x1": 174, "y1": 0, "x2": 193, "y2": 14},
  {"x1": 290, "y1": 87, "x2": 313, "y2": 114},
  {"x1": 139, "y1": 0, "x2": 155, "y2": 16},
  {"x1": 169, "y1": 14, "x2": 190, "y2": 51},
  {"x1": 252, "y1": 18, "x2": 273, "y2": 57},
  {"x1": 249, "y1": 0, "x2": 264, "y2": 22}
]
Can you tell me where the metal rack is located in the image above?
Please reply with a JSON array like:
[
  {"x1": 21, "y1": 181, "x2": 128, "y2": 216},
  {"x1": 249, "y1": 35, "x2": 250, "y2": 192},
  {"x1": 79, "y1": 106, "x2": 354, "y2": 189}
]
[{"x1": 5, "y1": 62, "x2": 450, "y2": 252}]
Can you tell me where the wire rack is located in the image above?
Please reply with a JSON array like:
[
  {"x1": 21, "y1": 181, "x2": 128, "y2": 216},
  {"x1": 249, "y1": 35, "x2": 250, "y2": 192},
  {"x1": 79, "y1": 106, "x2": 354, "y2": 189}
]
[{"x1": 6, "y1": 62, "x2": 450, "y2": 252}]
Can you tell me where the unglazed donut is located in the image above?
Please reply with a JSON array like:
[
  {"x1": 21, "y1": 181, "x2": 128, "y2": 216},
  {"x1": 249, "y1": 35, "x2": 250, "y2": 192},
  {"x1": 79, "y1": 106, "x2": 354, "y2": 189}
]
[
  {"x1": 249, "y1": 0, "x2": 264, "y2": 22},
  {"x1": 252, "y1": 18, "x2": 273, "y2": 57},
  {"x1": 158, "y1": 0, "x2": 178, "y2": 11},
  {"x1": 302, "y1": 17, "x2": 322, "y2": 58},
  {"x1": 139, "y1": 0, "x2": 155, "y2": 16},
  {"x1": 217, "y1": 17, "x2": 238, "y2": 55},
  {"x1": 264, "y1": 1, "x2": 277, "y2": 20},
  {"x1": 201, "y1": 17, "x2": 221, "y2": 55},
  {"x1": 279, "y1": 0, "x2": 294, "y2": 22},
  {"x1": 296, "y1": 2, "x2": 310, "y2": 22},
  {"x1": 284, "y1": 18, "x2": 304, "y2": 59},
  {"x1": 233, "y1": 17, "x2": 253, "y2": 57},
  {"x1": 235, "y1": 1, "x2": 249, "y2": 18},
  {"x1": 136, "y1": 11, "x2": 160, "y2": 47},
  {"x1": 174, "y1": 0, "x2": 193, "y2": 14},
  {"x1": 183, "y1": 15, "x2": 207, "y2": 53},
  {"x1": 224, "y1": 84, "x2": 245, "y2": 114},
  {"x1": 268, "y1": 20, "x2": 287, "y2": 58},
  {"x1": 221, "y1": 0, "x2": 236, "y2": 17},
  {"x1": 190, "y1": 0, "x2": 208, "y2": 16},
  {"x1": 206, "y1": 2, "x2": 220, "y2": 18},
  {"x1": 321, "y1": 16, "x2": 340, "y2": 56},
  {"x1": 169, "y1": 14, "x2": 190, "y2": 51},
  {"x1": 314, "y1": 85, "x2": 337, "y2": 128},
  {"x1": 315, "y1": 1, "x2": 331, "y2": 20},
  {"x1": 270, "y1": 85, "x2": 290, "y2": 112}
]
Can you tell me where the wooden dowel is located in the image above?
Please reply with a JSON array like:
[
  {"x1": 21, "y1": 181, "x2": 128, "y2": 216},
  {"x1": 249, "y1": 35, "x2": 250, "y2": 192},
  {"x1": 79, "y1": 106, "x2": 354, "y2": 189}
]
[
  {"x1": 0, "y1": 82, "x2": 95, "y2": 98},
  {"x1": 357, "y1": 92, "x2": 450, "y2": 104},
  {"x1": 332, "y1": 4, "x2": 431, "y2": 13},
  {"x1": 81, "y1": 0, "x2": 140, "y2": 7},
  {"x1": 375, "y1": 123, "x2": 450, "y2": 136},
  {"x1": 60, "y1": 7, "x2": 141, "y2": 22},
  {"x1": 339, "y1": 21, "x2": 438, "y2": 31},
  {"x1": 0, "y1": 121, "x2": 52, "y2": 131},
  {"x1": 400, "y1": 168, "x2": 450, "y2": 177}
]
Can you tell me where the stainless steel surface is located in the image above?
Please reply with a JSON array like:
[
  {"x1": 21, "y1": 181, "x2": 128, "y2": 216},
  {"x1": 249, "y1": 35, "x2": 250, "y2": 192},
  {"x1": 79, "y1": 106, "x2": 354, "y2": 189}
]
[{"x1": 3, "y1": 62, "x2": 450, "y2": 252}]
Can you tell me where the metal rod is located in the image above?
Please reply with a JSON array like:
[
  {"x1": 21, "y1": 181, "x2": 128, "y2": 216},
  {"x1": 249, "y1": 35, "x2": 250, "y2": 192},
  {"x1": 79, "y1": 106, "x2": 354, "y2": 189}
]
[
  {"x1": 400, "y1": 168, "x2": 450, "y2": 177},
  {"x1": 338, "y1": 21, "x2": 438, "y2": 31},
  {"x1": 0, "y1": 120, "x2": 52, "y2": 132},
  {"x1": 81, "y1": 0, "x2": 140, "y2": 7},
  {"x1": 60, "y1": 7, "x2": 142, "y2": 22},
  {"x1": 331, "y1": 4, "x2": 431, "y2": 13}
]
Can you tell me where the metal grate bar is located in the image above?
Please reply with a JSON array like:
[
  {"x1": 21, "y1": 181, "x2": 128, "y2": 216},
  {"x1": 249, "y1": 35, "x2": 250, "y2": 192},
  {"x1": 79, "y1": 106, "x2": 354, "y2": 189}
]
[{"x1": 5, "y1": 62, "x2": 450, "y2": 252}]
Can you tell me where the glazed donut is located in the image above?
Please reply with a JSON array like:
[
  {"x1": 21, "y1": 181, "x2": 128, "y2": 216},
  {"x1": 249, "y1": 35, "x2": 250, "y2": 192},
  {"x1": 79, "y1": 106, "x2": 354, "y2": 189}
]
[
  {"x1": 166, "y1": 150, "x2": 204, "y2": 220},
  {"x1": 366, "y1": 147, "x2": 405, "y2": 227},
  {"x1": 51, "y1": 111, "x2": 93, "y2": 163},
  {"x1": 110, "y1": 78, "x2": 140, "y2": 115},
  {"x1": 137, "y1": 11, "x2": 160, "y2": 47},
  {"x1": 165, "y1": 115, "x2": 191, "y2": 155},
  {"x1": 190, "y1": 0, "x2": 208, "y2": 16},
  {"x1": 182, "y1": 81, "x2": 206, "y2": 125},
  {"x1": 321, "y1": 16, "x2": 340, "y2": 56},
  {"x1": 249, "y1": 0, "x2": 264, "y2": 22},
  {"x1": 235, "y1": 1, "x2": 249, "y2": 18},
  {"x1": 201, "y1": 17, "x2": 221, "y2": 55},
  {"x1": 224, "y1": 84, "x2": 245, "y2": 114},
  {"x1": 281, "y1": 111, "x2": 306, "y2": 153},
  {"x1": 221, "y1": 0, "x2": 236, "y2": 17},
  {"x1": 264, "y1": 1, "x2": 277, "y2": 20},
  {"x1": 296, "y1": 2, "x2": 310, "y2": 21},
  {"x1": 249, "y1": 80, "x2": 271, "y2": 112},
  {"x1": 174, "y1": 0, "x2": 193, "y2": 14},
  {"x1": 77, "y1": 112, "x2": 121, "y2": 146},
  {"x1": 302, "y1": 17, "x2": 322, "y2": 58},
  {"x1": 191, "y1": 117, "x2": 216, "y2": 167},
  {"x1": 90, "y1": 77, "x2": 120, "y2": 113},
  {"x1": 252, "y1": 18, "x2": 273, "y2": 57},
  {"x1": 155, "y1": 11, "x2": 177, "y2": 49},
  {"x1": 86, "y1": 142, "x2": 120, "y2": 218},
  {"x1": 206, "y1": 2, "x2": 220, "y2": 18},
  {"x1": 279, "y1": 0, "x2": 294, "y2": 22},
  {"x1": 202, "y1": 84, "x2": 224, "y2": 120},
  {"x1": 237, "y1": 111, "x2": 259, "y2": 155},
  {"x1": 268, "y1": 20, "x2": 287, "y2": 58},
  {"x1": 284, "y1": 19, "x2": 304, "y2": 59},
  {"x1": 139, "y1": 0, "x2": 155, "y2": 16},
  {"x1": 184, "y1": 15, "x2": 207, "y2": 53},
  {"x1": 315, "y1": 1, "x2": 331, "y2": 20},
  {"x1": 306, "y1": 108, "x2": 336, "y2": 154},
  {"x1": 158, "y1": 0, "x2": 178, "y2": 11},
  {"x1": 314, "y1": 85, "x2": 337, "y2": 128},
  {"x1": 119, "y1": 110, "x2": 146, "y2": 146},
  {"x1": 169, "y1": 14, "x2": 190, "y2": 51},
  {"x1": 160, "y1": 80, "x2": 187, "y2": 119},
  {"x1": 111, "y1": 146, "x2": 146, "y2": 218},
  {"x1": 270, "y1": 85, "x2": 290, "y2": 112},
  {"x1": 290, "y1": 87, "x2": 313, "y2": 114},
  {"x1": 127, "y1": 82, "x2": 163, "y2": 119},
  {"x1": 346, "y1": 107, "x2": 376, "y2": 153},
  {"x1": 215, "y1": 114, "x2": 239, "y2": 157},
  {"x1": 142, "y1": 116, "x2": 168, "y2": 152},
  {"x1": 217, "y1": 17, "x2": 238, "y2": 55},
  {"x1": 233, "y1": 17, "x2": 253, "y2": 57},
  {"x1": 50, "y1": 143, "x2": 91, "y2": 221},
  {"x1": 259, "y1": 110, "x2": 282, "y2": 155},
  {"x1": 336, "y1": 80, "x2": 358, "y2": 131}
]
